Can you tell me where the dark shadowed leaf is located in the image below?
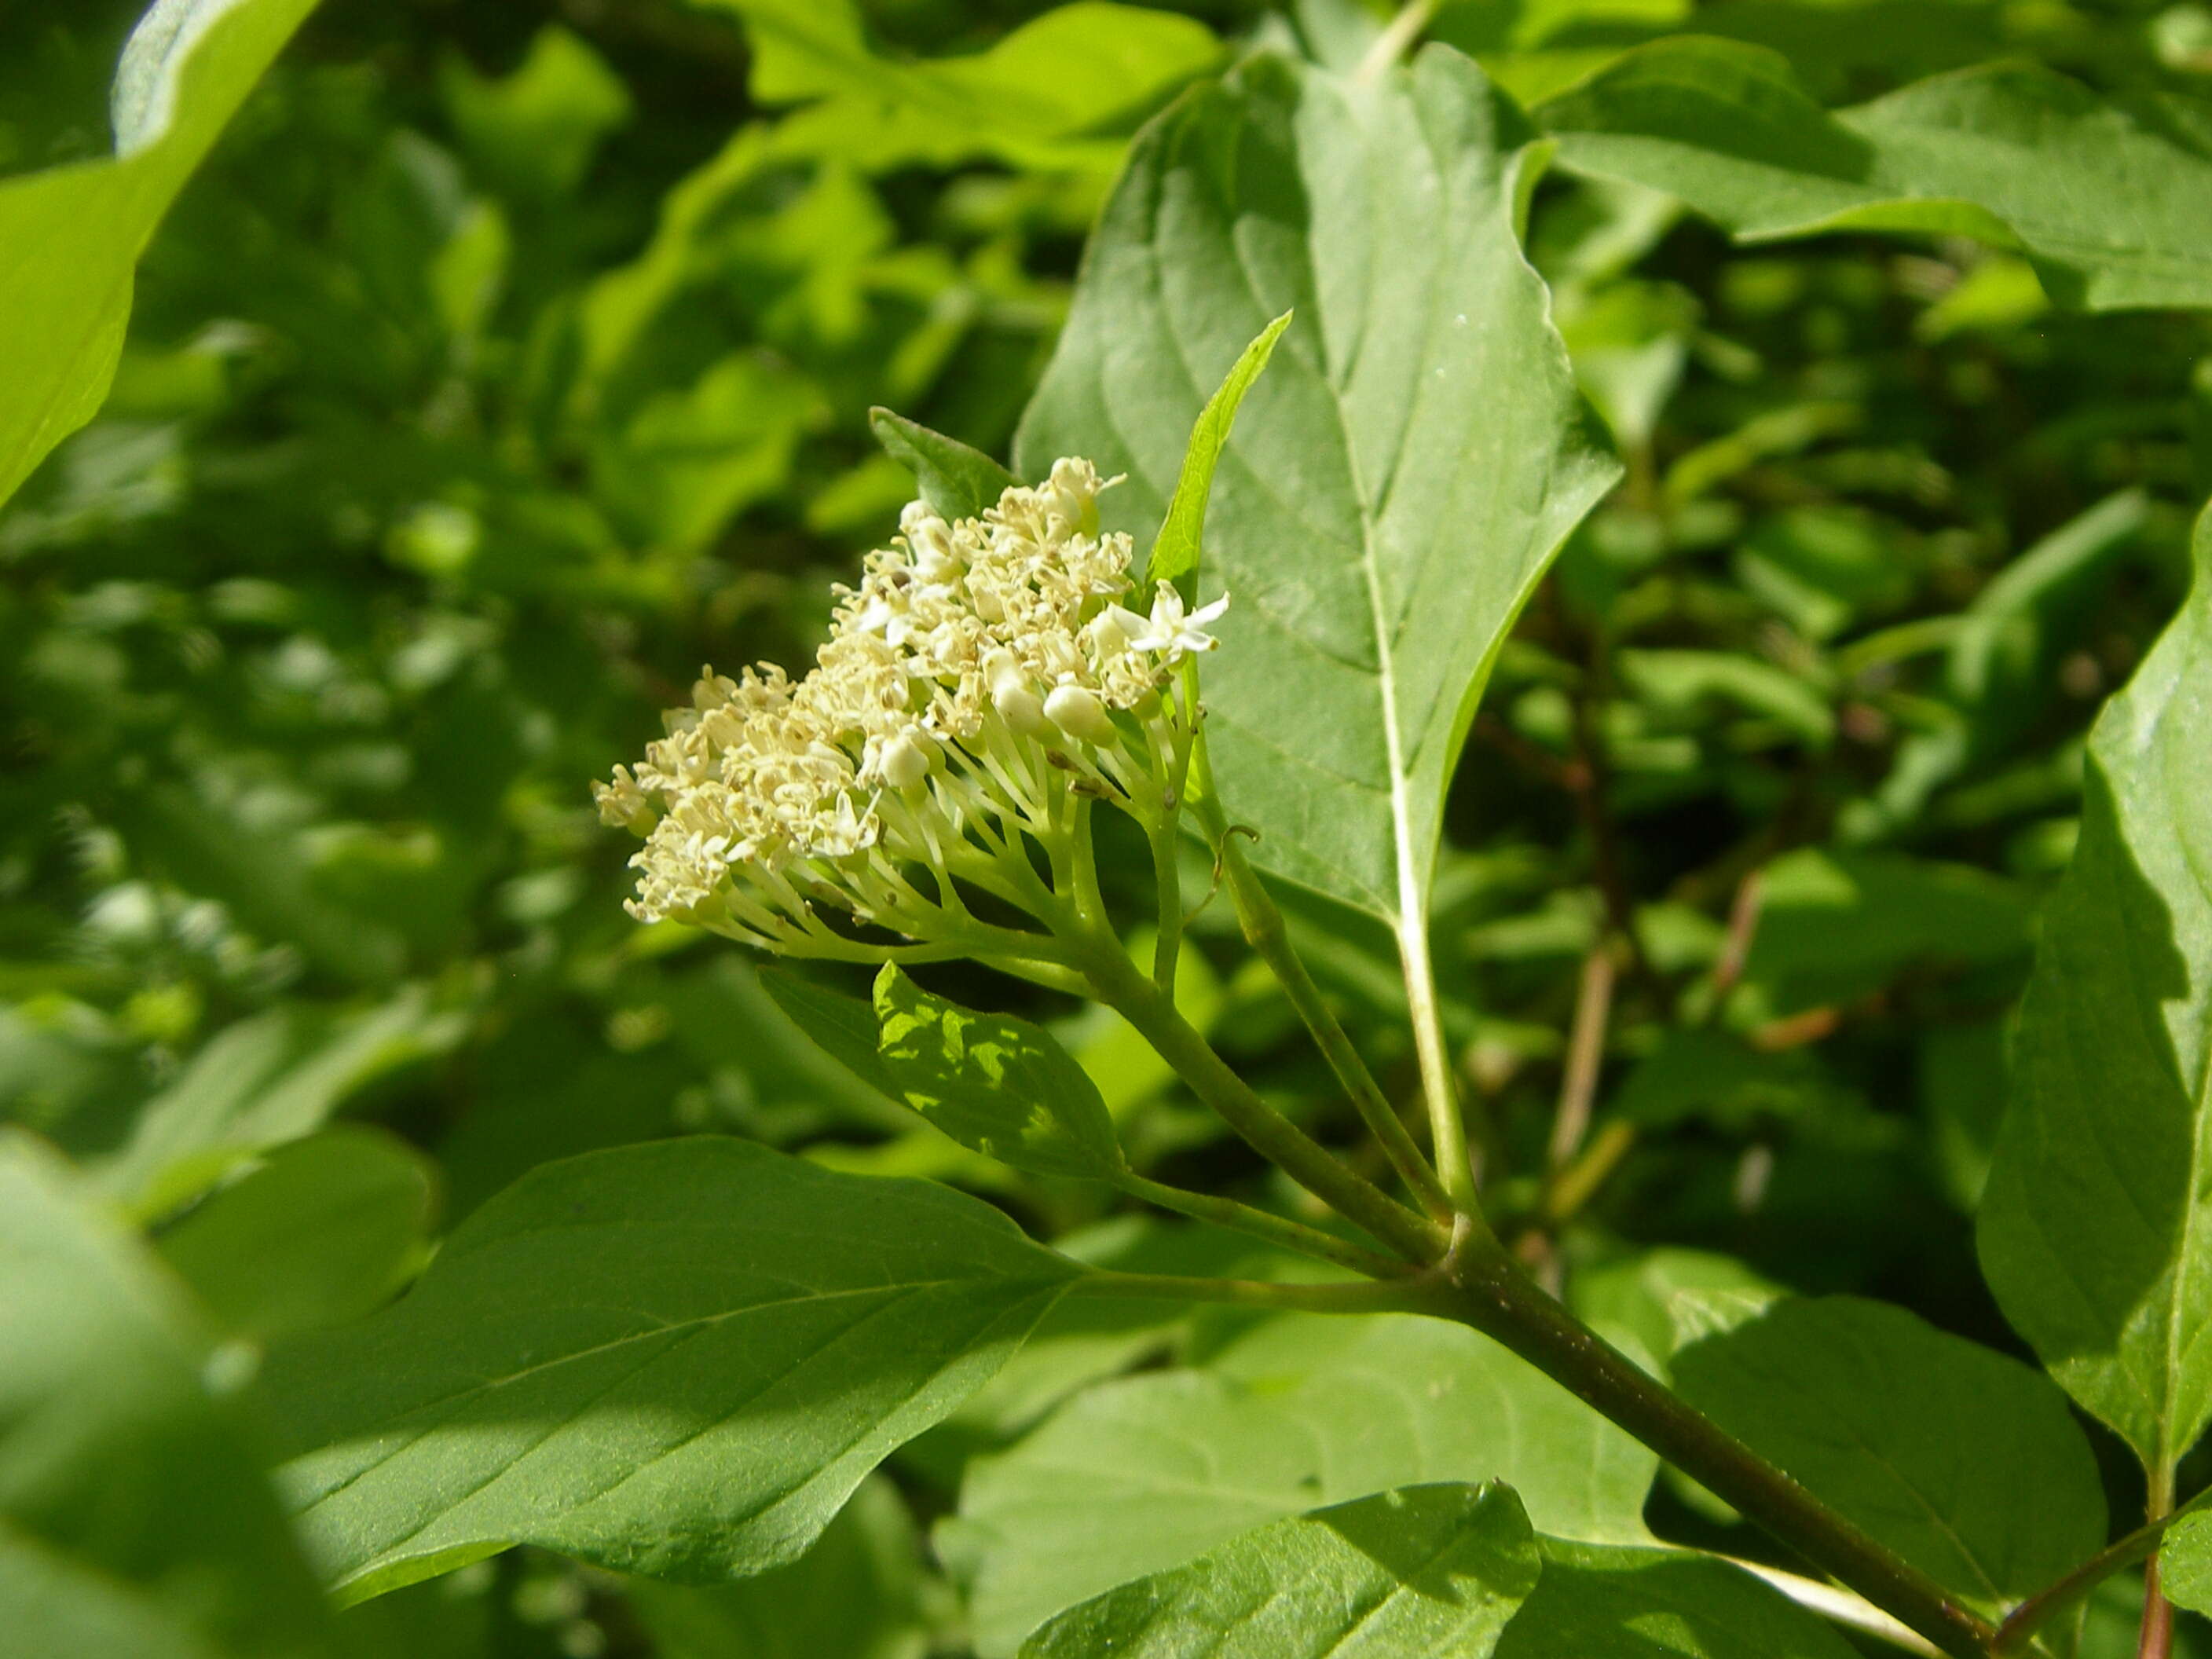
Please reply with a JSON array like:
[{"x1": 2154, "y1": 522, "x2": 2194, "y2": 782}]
[
  {"x1": 1978, "y1": 509, "x2": 2212, "y2": 1474},
  {"x1": 1492, "y1": 1541, "x2": 1862, "y2": 1659},
  {"x1": 626, "y1": 1476, "x2": 934, "y2": 1659},
  {"x1": 1672, "y1": 1296, "x2": 2104, "y2": 1606},
  {"x1": 763, "y1": 968, "x2": 1125, "y2": 1178}
]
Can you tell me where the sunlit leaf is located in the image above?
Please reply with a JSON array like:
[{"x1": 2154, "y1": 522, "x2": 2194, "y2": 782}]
[
  {"x1": 1020, "y1": 1482, "x2": 1540, "y2": 1659},
  {"x1": 1535, "y1": 41, "x2": 2212, "y2": 310},
  {"x1": 265, "y1": 1138, "x2": 1076, "y2": 1601},
  {"x1": 946, "y1": 1312, "x2": 1654, "y2": 1654},
  {"x1": 0, "y1": 0, "x2": 320, "y2": 506},
  {"x1": 1017, "y1": 47, "x2": 1618, "y2": 928}
]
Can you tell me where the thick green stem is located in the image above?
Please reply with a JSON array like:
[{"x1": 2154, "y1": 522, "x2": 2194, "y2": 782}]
[
  {"x1": 1076, "y1": 939, "x2": 1447, "y2": 1265},
  {"x1": 1192, "y1": 795, "x2": 1452, "y2": 1218},
  {"x1": 1411, "y1": 1236, "x2": 1999, "y2": 1659},
  {"x1": 1112, "y1": 1170, "x2": 1413, "y2": 1280}
]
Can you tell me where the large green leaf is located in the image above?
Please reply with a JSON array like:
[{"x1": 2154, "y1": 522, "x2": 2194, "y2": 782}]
[
  {"x1": 1020, "y1": 1482, "x2": 1540, "y2": 1659},
  {"x1": 1016, "y1": 46, "x2": 1619, "y2": 930},
  {"x1": 1491, "y1": 1542, "x2": 1862, "y2": 1659},
  {"x1": 945, "y1": 1312, "x2": 1655, "y2": 1654},
  {"x1": 0, "y1": 0, "x2": 321, "y2": 507},
  {"x1": 1533, "y1": 40, "x2": 2212, "y2": 311},
  {"x1": 0, "y1": 1133, "x2": 340, "y2": 1659},
  {"x1": 263, "y1": 1137, "x2": 1077, "y2": 1601},
  {"x1": 1671, "y1": 1297, "x2": 2104, "y2": 1607},
  {"x1": 1978, "y1": 510, "x2": 2212, "y2": 1474}
]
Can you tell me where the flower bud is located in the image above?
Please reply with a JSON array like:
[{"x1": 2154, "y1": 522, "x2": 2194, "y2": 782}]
[
  {"x1": 879, "y1": 728, "x2": 933, "y2": 789},
  {"x1": 1044, "y1": 683, "x2": 1113, "y2": 743},
  {"x1": 995, "y1": 683, "x2": 1048, "y2": 735}
]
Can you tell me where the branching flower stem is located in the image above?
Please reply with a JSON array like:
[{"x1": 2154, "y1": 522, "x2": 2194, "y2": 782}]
[
  {"x1": 1189, "y1": 789, "x2": 1456, "y2": 1221},
  {"x1": 1109, "y1": 1170, "x2": 1415, "y2": 1280},
  {"x1": 1071, "y1": 932, "x2": 1448, "y2": 1265}
]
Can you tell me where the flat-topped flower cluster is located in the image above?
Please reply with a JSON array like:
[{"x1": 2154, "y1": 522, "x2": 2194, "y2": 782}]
[{"x1": 596, "y1": 459, "x2": 1225, "y2": 953}]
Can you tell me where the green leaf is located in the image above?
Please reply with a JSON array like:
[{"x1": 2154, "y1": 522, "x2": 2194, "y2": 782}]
[
  {"x1": 1978, "y1": 507, "x2": 2212, "y2": 1474},
  {"x1": 627, "y1": 1476, "x2": 935, "y2": 1659},
  {"x1": 1533, "y1": 41, "x2": 2212, "y2": 311},
  {"x1": 870, "y1": 408, "x2": 1019, "y2": 522},
  {"x1": 263, "y1": 1137, "x2": 1076, "y2": 1601},
  {"x1": 0, "y1": 1133, "x2": 341, "y2": 1659},
  {"x1": 0, "y1": 0, "x2": 320, "y2": 507},
  {"x1": 1491, "y1": 1541, "x2": 1862, "y2": 1659},
  {"x1": 1738, "y1": 848, "x2": 2031, "y2": 1016},
  {"x1": 1020, "y1": 1482, "x2": 1540, "y2": 1659},
  {"x1": 2160, "y1": 1510, "x2": 2212, "y2": 1620},
  {"x1": 90, "y1": 989, "x2": 459, "y2": 1217},
  {"x1": 592, "y1": 353, "x2": 822, "y2": 551},
  {"x1": 761, "y1": 968, "x2": 1126, "y2": 1178},
  {"x1": 1568, "y1": 1248, "x2": 1784, "y2": 1378},
  {"x1": 155, "y1": 1127, "x2": 436, "y2": 1343},
  {"x1": 1617, "y1": 649, "x2": 1835, "y2": 749},
  {"x1": 701, "y1": 0, "x2": 1220, "y2": 173},
  {"x1": 1148, "y1": 311, "x2": 1292, "y2": 595},
  {"x1": 1016, "y1": 47, "x2": 1619, "y2": 928},
  {"x1": 1670, "y1": 1296, "x2": 2105, "y2": 1606},
  {"x1": 945, "y1": 1312, "x2": 1654, "y2": 1654},
  {"x1": 438, "y1": 24, "x2": 632, "y2": 201}
]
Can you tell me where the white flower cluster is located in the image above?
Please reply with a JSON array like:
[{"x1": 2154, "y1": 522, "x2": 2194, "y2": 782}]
[{"x1": 595, "y1": 459, "x2": 1226, "y2": 952}]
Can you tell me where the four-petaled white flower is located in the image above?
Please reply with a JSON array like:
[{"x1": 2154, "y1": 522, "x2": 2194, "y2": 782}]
[{"x1": 1129, "y1": 582, "x2": 1230, "y2": 661}]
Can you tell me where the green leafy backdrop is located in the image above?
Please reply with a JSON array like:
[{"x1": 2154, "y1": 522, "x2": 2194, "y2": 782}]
[{"x1": 6, "y1": 0, "x2": 2212, "y2": 1654}]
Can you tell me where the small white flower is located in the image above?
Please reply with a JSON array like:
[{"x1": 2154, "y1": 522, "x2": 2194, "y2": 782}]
[{"x1": 1130, "y1": 582, "x2": 1229, "y2": 661}]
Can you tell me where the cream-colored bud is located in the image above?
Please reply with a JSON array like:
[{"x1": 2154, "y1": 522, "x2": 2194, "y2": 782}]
[
  {"x1": 996, "y1": 683, "x2": 1047, "y2": 735},
  {"x1": 1045, "y1": 683, "x2": 1113, "y2": 743},
  {"x1": 879, "y1": 728, "x2": 933, "y2": 789}
]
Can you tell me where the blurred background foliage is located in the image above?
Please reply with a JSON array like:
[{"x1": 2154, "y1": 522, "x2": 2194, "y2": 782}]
[{"x1": 5, "y1": 0, "x2": 2212, "y2": 1652}]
